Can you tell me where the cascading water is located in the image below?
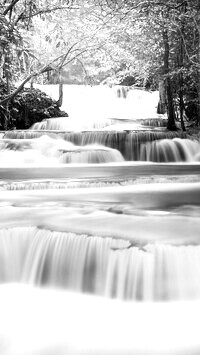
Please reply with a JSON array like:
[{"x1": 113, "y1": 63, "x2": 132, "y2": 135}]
[
  {"x1": 1, "y1": 226, "x2": 200, "y2": 301},
  {"x1": 3, "y1": 129, "x2": 194, "y2": 161},
  {"x1": 1, "y1": 85, "x2": 200, "y2": 355},
  {"x1": 140, "y1": 138, "x2": 200, "y2": 162},
  {"x1": 141, "y1": 118, "x2": 168, "y2": 127},
  {"x1": 32, "y1": 116, "x2": 115, "y2": 130},
  {"x1": 0, "y1": 135, "x2": 124, "y2": 164}
]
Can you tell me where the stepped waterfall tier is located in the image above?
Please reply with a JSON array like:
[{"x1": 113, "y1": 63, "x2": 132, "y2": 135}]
[
  {"x1": 1, "y1": 86, "x2": 200, "y2": 355},
  {"x1": 2, "y1": 130, "x2": 200, "y2": 162},
  {"x1": 1, "y1": 226, "x2": 200, "y2": 300}
]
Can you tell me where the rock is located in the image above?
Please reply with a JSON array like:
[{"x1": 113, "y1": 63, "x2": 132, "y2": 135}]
[{"x1": 0, "y1": 80, "x2": 68, "y2": 130}]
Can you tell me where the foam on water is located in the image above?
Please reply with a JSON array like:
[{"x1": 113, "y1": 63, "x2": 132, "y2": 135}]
[
  {"x1": 1, "y1": 174, "x2": 200, "y2": 191},
  {"x1": 4, "y1": 130, "x2": 198, "y2": 163},
  {"x1": 1, "y1": 284, "x2": 200, "y2": 355},
  {"x1": 0, "y1": 136, "x2": 124, "y2": 165}
]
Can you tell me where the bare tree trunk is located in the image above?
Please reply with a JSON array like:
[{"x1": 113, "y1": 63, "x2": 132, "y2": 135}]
[
  {"x1": 179, "y1": 86, "x2": 186, "y2": 131},
  {"x1": 197, "y1": 33, "x2": 200, "y2": 126},
  {"x1": 178, "y1": 9, "x2": 186, "y2": 131},
  {"x1": 179, "y1": 1, "x2": 187, "y2": 131},
  {"x1": 30, "y1": 78, "x2": 34, "y2": 89},
  {"x1": 163, "y1": 29, "x2": 177, "y2": 130},
  {"x1": 4, "y1": 52, "x2": 12, "y2": 94},
  {"x1": 157, "y1": 80, "x2": 166, "y2": 114},
  {"x1": 57, "y1": 71, "x2": 63, "y2": 107}
]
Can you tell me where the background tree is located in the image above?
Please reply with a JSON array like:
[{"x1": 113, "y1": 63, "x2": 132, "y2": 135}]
[{"x1": 1, "y1": 0, "x2": 200, "y2": 130}]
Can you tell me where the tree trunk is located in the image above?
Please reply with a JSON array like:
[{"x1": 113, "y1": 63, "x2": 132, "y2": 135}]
[
  {"x1": 163, "y1": 29, "x2": 177, "y2": 130},
  {"x1": 166, "y1": 78, "x2": 177, "y2": 130},
  {"x1": 4, "y1": 52, "x2": 12, "y2": 94},
  {"x1": 157, "y1": 80, "x2": 166, "y2": 114},
  {"x1": 195, "y1": 0, "x2": 200, "y2": 126},
  {"x1": 178, "y1": 28, "x2": 186, "y2": 130},
  {"x1": 179, "y1": 87, "x2": 186, "y2": 131},
  {"x1": 57, "y1": 71, "x2": 63, "y2": 107},
  {"x1": 30, "y1": 78, "x2": 34, "y2": 89},
  {"x1": 178, "y1": 1, "x2": 187, "y2": 131},
  {"x1": 197, "y1": 33, "x2": 200, "y2": 126}
]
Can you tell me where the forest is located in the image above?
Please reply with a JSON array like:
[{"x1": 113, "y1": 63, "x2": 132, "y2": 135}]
[{"x1": 0, "y1": 0, "x2": 200, "y2": 131}]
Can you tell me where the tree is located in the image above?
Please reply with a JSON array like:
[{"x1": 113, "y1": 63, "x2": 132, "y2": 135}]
[
  {"x1": 1, "y1": 0, "x2": 200, "y2": 131},
  {"x1": 0, "y1": 0, "x2": 80, "y2": 90},
  {"x1": 100, "y1": 0, "x2": 200, "y2": 130}
]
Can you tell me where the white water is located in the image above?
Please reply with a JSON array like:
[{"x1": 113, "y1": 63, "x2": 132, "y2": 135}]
[
  {"x1": 2, "y1": 131, "x2": 200, "y2": 162},
  {"x1": 141, "y1": 138, "x2": 200, "y2": 162},
  {"x1": 1, "y1": 226, "x2": 200, "y2": 300},
  {"x1": 34, "y1": 84, "x2": 161, "y2": 126},
  {"x1": 0, "y1": 135, "x2": 124, "y2": 165},
  {"x1": 1, "y1": 85, "x2": 200, "y2": 354},
  {"x1": 1, "y1": 284, "x2": 200, "y2": 355}
]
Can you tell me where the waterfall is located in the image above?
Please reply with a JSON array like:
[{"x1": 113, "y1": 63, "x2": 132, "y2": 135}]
[
  {"x1": 1, "y1": 226, "x2": 200, "y2": 301},
  {"x1": 125, "y1": 131, "x2": 188, "y2": 160},
  {"x1": 0, "y1": 135, "x2": 124, "y2": 164},
  {"x1": 3, "y1": 129, "x2": 190, "y2": 161},
  {"x1": 1, "y1": 131, "x2": 200, "y2": 163},
  {"x1": 32, "y1": 117, "x2": 114, "y2": 130},
  {"x1": 3, "y1": 130, "x2": 62, "y2": 139},
  {"x1": 59, "y1": 146, "x2": 124, "y2": 163},
  {"x1": 140, "y1": 138, "x2": 200, "y2": 162},
  {"x1": 141, "y1": 118, "x2": 168, "y2": 127},
  {"x1": 1, "y1": 86, "x2": 200, "y2": 354}
]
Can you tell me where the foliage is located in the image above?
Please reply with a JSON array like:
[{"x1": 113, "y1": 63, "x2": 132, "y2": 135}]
[
  {"x1": 104, "y1": 0, "x2": 200, "y2": 128},
  {"x1": 0, "y1": 79, "x2": 67, "y2": 130},
  {"x1": 0, "y1": 0, "x2": 200, "y2": 130}
]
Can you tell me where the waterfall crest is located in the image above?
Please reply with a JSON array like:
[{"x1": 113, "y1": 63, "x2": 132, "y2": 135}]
[{"x1": 32, "y1": 117, "x2": 114, "y2": 130}]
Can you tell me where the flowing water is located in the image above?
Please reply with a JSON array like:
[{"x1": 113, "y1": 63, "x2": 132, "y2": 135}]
[{"x1": 1, "y1": 85, "x2": 200, "y2": 355}]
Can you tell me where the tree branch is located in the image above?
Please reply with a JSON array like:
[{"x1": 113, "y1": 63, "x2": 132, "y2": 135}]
[
  {"x1": 3, "y1": 0, "x2": 21, "y2": 15},
  {"x1": 21, "y1": 6, "x2": 80, "y2": 20},
  {"x1": 0, "y1": 45, "x2": 88, "y2": 106}
]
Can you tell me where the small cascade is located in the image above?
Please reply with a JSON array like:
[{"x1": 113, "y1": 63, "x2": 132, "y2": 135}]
[
  {"x1": 32, "y1": 116, "x2": 113, "y2": 130},
  {"x1": 59, "y1": 145, "x2": 123, "y2": 164},
  {"x1": 0, "y1": 135, "x2": 124, "y2": 165},
  {"x1": 2, "y1": 130, "x2": 128, "y2": 159},
  {"x1": 32, "y1": 117, "x2": 69, "y2": 130},
  {"x1": 63, "y1": 131, "x2": 127, "y2": 155},
  {"x1": 2, "y1": 130, "x2": 192, "y2": 161},
  {"x1": 140, "y1": 138, "x2": 200, "y2": 162},
  {"x1": 3, "y1": 130, "x2": 199, "y2": 162},
  {"x1": 1, "y1": 227, "x2": 200, "y2": 301},
  {"x1": 3, "y1": 130, "x2": 128, "y2": 156},
  {"x1": 0, "y1": 179, "x2": 123, "y2": 191},
  {"x1": 125, "y1": 131, "x2": 188, "y2": 160},
  {"x1": 141, "y1": 118, "x2": 168, "y2": 127},
  {"x1": 3, "y1": 130, "x2": 63, "y2": 139}
]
